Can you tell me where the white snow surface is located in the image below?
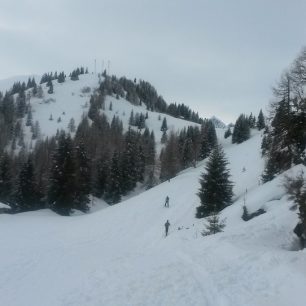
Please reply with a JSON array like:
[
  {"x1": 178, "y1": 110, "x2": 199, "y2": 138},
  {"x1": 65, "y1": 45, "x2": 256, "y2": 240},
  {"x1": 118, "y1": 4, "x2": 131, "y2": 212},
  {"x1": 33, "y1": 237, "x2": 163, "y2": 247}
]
[
  {"x1": 13, "y1": 74, "x2": 199, "y2": 153},
  {"x1": 0, "y1": 202, "x2": 10, "y2": 209},
  {"x1": 1, "y1": 130, "x2": 306, "y2": 306}
]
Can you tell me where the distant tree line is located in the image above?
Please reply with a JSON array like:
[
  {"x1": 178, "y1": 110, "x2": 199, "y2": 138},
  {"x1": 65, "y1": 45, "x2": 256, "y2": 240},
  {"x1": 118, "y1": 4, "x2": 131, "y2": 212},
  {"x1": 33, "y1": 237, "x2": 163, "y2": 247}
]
[
  {"x1": 229, "y1": 110, "x2": 265, "y2": 144},
  {"x1": 8, "y1": 77, "x2": 37, "y2": 96},
  {"x1": 160, "y1": 120, "x2": 217, "y2": 181},
  {"x1": 99, "y1": 74, "x2": 204, "y2": 124},
  {"x1": 70, "y1": 67, "x2": 88, "y2": 81}
]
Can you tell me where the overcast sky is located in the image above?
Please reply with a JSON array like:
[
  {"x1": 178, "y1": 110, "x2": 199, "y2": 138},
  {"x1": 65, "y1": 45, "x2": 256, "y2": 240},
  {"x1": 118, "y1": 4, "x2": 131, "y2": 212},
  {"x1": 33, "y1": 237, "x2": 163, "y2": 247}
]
[{"x1": 1, "y1": 0, "x2": 306, "y2": 123}]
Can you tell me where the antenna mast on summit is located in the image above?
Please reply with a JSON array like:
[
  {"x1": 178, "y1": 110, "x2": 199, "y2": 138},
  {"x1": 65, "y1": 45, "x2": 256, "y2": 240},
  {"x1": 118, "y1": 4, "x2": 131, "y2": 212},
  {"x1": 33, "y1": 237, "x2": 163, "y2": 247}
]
[{"x1": 94, "y1": 59, "x2": 96, "y2": 75}]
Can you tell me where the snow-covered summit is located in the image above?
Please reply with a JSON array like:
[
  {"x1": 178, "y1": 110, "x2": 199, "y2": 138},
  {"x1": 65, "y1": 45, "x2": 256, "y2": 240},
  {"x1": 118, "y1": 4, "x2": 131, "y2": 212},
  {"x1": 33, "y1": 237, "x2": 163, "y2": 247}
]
[{"x1": 4, "y1": 73, "x2": 202, "y2": 153}]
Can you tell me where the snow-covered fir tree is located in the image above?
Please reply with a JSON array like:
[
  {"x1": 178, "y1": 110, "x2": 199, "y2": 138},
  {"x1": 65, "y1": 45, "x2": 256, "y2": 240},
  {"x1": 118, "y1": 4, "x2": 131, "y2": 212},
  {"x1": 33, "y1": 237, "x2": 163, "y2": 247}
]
[
  {"x1": 196, "y1": 144, "x2": 233, "y2": 218},
  {"x1": 202, "y1": 208, "x2": 226, "y2": 236}
]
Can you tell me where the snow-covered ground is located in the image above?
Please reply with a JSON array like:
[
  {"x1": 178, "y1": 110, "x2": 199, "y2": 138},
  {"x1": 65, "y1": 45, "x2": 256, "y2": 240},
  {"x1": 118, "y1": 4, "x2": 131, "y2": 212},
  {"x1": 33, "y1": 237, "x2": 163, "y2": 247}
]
[
  {"x1": 1, "y1": 131, "x2": 305, "y2": 306},
  {"x1": 0, "y1": 202, "x2": 10, "y2": 209},
  {"x1": 4, "y1": 73, "x2": 199, "y2": 152}
]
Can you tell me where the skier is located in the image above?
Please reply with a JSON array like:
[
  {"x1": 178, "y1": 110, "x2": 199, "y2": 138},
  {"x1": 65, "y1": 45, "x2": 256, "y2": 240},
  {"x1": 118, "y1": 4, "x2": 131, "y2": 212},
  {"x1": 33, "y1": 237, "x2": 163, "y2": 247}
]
[
  {"x1": 164, "y1": 196, "x2": 169, "y2": 207},
  {"x1": 165, "y1": 220, "x2": 170, "y2": 236}
]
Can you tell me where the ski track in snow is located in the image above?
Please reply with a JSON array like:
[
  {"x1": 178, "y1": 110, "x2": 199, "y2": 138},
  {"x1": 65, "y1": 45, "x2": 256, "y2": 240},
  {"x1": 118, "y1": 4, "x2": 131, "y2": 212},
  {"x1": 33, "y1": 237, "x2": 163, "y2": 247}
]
[{"x1": 1, "y1": 75, "x2": 306, "y2": 305}]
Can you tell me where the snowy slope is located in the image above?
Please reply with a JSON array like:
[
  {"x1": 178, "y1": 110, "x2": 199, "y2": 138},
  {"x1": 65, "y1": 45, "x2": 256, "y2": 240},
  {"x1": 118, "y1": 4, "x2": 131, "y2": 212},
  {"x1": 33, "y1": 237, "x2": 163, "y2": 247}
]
[
  {"x1": 1, "y1": 131, "x2": 305, "y2": 306},
  {"x1": 1, "y1": 74, "x2": 200, "y2": 150},
  {"x1": 19, "y1": 74, "x2": 199, "y2": 151},
  {"x1": 27, "y1": 74, "x2": 99, "y2": 139},
  {"x1": 0, "y1": 202, "x2": 10, "y2": 209}
]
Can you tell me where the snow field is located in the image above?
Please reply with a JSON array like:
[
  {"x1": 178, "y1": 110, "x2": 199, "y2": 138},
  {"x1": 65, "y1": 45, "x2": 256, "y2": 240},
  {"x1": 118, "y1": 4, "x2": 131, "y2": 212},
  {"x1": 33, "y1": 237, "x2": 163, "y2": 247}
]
[
  {"x1": 17, "y1": 73, "x2": 200, "y2": 155},
  {"x1": 1, "y1": 131, "x2": 306, "y2": 305}
]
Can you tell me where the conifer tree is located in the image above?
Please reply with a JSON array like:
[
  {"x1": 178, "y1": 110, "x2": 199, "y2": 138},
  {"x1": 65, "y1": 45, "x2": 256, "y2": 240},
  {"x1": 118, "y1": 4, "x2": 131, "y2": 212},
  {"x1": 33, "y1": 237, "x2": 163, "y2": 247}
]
[
  {"x1": 70, "y1": 70, "x2": 79, "y2": 81},
  {"x1": 199, "y1": 120, "x2": 217, "y2": 159},
  {"x1": 160, "y1": 117, "x2": 168, "y2": 132},
  {"x1": 161, "y1": 131, "x2": 168, "y2": 144},
  {"x1": 15, "y1": 157, "x2": 40, "y2": 212},
  {"x1": 202, "y1": 208, "x2": 226, "y2": 236},
  {"x1": 224, "y1": 127, "x2": 232, "y2": 139},
  {"x1": 182, "y1": 137, "x2": 194, "y2": 168},
  {"x1": 32, "y1": 81, "x2": 38, "y2": 96},
  {"x1": 26, "y1": 77, "x2": 32, "y2": 89},
  {"x1": 284, "y1": 173, "x2": 306, "y2": 247},
  {"x1": 135, "y1": 144, "x2": 146, "y2": 182},
  {"x1": 147, "y1": 131, "x2": 156, "y2": 165},
  {"x1": 57, "y1": 72, "x2": 66, "y2": 83},
  {"x1": 26, "y1": 107, "x2": 33, "y2": 126},
  {"x1": 37, "y1": 85, "x2": 44, "y2": 98},
  {"x1": 196, "y1": 144, "x2": 233, "y2": 218},
  {"x1": 68, "y1": 118, "x2": 76, "y2": 133},
  {"x1": 248, "y1": 113, "x2": 256, "y2": 128},
  {"x1": 48, "y1": 132, "x2": 77, "y2": 215},
  {"x1": 16, "y1": 91, "x2": 26, "y2": 118},
  {"x1": 31, "y1": 121, "x2": 41, "y2": 140},
  {"x1": 232, "y1": 114, "x2": 250, "y2": 144},
  {"x1": 0, "y1": 153, "x2": 13, "y2": 205},
  {"x1": 138, "y1": 113, "x2": 146, "y2": 130},
  {"x1": 261, "y1": 127, "x2": 272, "y2": 156},
  {"x1": 105, "y1": 151, "x2": 122, "y2": 204},
  {"x1": 160, "y1": 132, "x2": 180, "y2": 181},
  {"x1": 88, "y1": 96, "x2": 99, "y2": 120},
  {"x1": 256, "y1": 109, "x2": 265, "y2": 130},
  {"x1": 119, "y1": 129, "x2": 139, "y2": 193},
  {"x1": 262, "y1": 100, "x2": 295, "y2": 181},
  {"x1": 262, "y1": 62, "x2": 306, "y2": 181},
  {"x1": 94, "y1": 156, "x2": 110, "y2": 197},
  {"x1": 48, "y1": 81, "x2": 54, "y2": 94},
  {"x1": 129, "y1": 110, "x2": 134, "y2": 125},
  {"x1": 74, "y1": 141, "x2": 90, "y2": 212}
]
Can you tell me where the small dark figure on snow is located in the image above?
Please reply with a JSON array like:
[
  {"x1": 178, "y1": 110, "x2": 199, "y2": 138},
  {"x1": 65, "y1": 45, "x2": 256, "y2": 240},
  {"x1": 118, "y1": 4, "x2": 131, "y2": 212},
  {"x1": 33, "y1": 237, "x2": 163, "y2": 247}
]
[
  {"x1": 165, "y1": 220, "x2": 170, "y2": 236},
  {"x1": 294, "y1": 222, "x2": 306, "y2": 249},
  {"x1": 164, "y1": 196, "x2": 169, "y2": 207}
]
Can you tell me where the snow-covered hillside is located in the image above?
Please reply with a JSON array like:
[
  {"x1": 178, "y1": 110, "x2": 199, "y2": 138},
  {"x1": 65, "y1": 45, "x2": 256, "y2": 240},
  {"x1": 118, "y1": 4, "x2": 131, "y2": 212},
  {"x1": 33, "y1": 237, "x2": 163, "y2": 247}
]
[
  {"x1": 1, "y1": 130, "x2": 305, "y2": 306},
  {"x1": 4, "y1": 73, "x2": 199, "y2": 152}
]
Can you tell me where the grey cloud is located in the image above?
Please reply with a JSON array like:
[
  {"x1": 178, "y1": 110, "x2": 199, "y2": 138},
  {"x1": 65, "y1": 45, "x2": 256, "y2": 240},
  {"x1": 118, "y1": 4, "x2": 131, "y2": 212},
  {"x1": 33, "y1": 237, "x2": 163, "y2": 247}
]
[{"x1": 1, "y1": 0, "x2": 306, "y2": 122}]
